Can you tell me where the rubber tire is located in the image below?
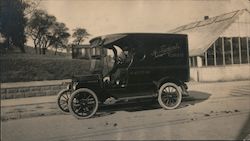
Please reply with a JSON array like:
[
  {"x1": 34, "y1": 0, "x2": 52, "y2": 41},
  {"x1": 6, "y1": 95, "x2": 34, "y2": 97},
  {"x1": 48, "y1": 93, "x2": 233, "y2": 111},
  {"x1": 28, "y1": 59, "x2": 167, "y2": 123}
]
[
  {"x1": 68, "y1": 88, "x2": 99, "y2": 119},
  {"x1": 158, "y1": 82, "x2": 182, "y2": 110},
  {"x1": 57, "y1": 89, "x2": 71, "y2": 113}
]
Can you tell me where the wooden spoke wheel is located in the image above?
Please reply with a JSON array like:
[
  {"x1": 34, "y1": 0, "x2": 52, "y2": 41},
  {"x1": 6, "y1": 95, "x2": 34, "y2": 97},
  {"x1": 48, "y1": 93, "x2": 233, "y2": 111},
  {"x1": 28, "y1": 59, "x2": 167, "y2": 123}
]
[
  {"x1": 68, "y1": 88, "x2": 98, "y2": 119},
  {"x1": 158, "y1": 83, "x2": 182, "y2": 110},
  {"x1": 57, "y1": 89, "x2": 71, "y2": 113}
]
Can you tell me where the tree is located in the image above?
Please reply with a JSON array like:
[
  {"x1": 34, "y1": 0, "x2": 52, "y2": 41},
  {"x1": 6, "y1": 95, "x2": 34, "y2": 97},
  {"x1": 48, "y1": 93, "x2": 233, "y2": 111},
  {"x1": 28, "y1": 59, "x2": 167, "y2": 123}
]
[
  {"x1": 23, "y1": 0, "x2": 41, "y2": 16},
  {"x1": 26, "y1": 9, "x2": 71, "y2": 55},
  {"x1": 0, "y1": 0, "x2": 28, "y2": 53},
  {"x1": 72, "y1": 28, "x2": 90, "y2": 45},
  {"x1": 49, "y1": 22, "x2": 70, "y2": 55},
  {"x1": 26, "y1": 9, "x2": 56, "y2": 54}
]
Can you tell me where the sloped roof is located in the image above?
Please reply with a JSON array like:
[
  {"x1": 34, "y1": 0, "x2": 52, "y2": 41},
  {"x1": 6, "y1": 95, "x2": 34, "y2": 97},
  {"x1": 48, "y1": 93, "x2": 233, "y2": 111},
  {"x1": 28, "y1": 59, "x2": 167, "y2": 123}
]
[
  {"x1": 90, "y1": 33, "x2": 187, "y2": 46},
  {"x1": 169, "y1": 9, "x2": 250, "y2": 56}
]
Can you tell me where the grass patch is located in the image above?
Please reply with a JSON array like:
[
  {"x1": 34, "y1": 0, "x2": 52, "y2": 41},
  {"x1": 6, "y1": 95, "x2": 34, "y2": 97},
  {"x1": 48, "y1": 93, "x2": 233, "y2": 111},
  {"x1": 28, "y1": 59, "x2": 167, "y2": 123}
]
[{"x1": 0, "y1": 47, "x2": 91, "y2": 83}]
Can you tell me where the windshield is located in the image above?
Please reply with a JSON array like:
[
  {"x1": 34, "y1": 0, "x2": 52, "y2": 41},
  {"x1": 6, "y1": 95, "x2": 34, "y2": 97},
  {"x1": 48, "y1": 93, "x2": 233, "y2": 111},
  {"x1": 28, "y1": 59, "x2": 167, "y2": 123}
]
[
  {"x1": 102, "y1": 48, "x2": 115, "y2": 76},
  {"x1": 89, "y1": 47, "x2": 115, "y2": 76},
  {"x1": 89, "y1": 45, "x2": 133, "y2": 77}
]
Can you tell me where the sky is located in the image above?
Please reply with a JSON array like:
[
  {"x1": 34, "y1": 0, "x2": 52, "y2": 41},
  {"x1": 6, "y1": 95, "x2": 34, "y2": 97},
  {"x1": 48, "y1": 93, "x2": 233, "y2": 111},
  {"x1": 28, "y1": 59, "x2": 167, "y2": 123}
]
[{"x1": 35, "y1": 0, "x2": 249, "y2": 44}]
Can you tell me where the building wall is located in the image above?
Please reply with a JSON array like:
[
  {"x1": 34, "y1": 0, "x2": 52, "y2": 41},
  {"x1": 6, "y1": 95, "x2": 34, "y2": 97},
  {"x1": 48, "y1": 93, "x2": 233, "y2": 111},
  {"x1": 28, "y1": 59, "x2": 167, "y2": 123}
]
[
  {"x1": 190, "y1": 64, "x2": 250, "y2": 82},
  {"x1": 189, "y1": 36, "x2": 249, "y2": 82}
]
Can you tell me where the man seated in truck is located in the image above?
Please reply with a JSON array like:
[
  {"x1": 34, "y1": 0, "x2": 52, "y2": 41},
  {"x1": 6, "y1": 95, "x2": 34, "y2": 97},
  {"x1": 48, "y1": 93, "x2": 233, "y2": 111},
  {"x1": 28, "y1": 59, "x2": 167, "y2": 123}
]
[{"x1": 103, "y1": 45, "x2": 134, "y2": 87}]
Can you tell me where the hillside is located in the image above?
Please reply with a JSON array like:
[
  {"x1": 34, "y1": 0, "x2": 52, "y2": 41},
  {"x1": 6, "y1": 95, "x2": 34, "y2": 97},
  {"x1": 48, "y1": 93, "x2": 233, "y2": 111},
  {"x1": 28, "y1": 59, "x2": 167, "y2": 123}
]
[{"x1": 0, "y1": 46, "x2": 91, "y2": 83}]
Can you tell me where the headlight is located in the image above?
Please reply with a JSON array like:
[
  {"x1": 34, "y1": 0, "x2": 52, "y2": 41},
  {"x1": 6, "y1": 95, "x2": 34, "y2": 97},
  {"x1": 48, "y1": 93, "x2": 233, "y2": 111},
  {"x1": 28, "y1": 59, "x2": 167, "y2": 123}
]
[
  {"x1": 72, "y1": 82, "x2": 78, "y2": 90},
  {"x1": 62, "y1": 82, "x2": 71, "y2": 90},
  {"x1": 66, "y1": 84, "x2": 71, "y2": 90}
]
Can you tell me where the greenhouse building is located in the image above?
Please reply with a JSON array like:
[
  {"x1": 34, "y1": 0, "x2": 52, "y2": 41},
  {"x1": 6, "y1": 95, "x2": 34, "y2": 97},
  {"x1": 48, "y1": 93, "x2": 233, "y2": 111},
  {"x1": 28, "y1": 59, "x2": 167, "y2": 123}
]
[{"x1": 169, "y1": 9, "x2": 250, "y2": 82}]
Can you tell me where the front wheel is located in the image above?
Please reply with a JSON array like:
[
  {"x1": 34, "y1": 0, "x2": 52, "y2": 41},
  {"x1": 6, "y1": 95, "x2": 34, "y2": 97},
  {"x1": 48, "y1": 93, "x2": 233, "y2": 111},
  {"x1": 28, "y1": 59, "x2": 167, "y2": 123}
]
[
  {"x1": 57, "y1": 89, "x2": 71, "y2": 113},
  {"x1": 68, "y1": 88, "x2": 99, "y2": 119},
  {"x1": 158, "y1": 82, "x2": 182, "y2": 110}
]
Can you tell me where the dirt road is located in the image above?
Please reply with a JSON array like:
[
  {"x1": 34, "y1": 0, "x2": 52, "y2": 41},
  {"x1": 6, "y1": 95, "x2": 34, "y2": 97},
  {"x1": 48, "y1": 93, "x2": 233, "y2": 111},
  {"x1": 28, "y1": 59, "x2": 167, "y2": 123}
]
[{"x1": 1, "y1": 80, "x2": 250, "y2": 140}]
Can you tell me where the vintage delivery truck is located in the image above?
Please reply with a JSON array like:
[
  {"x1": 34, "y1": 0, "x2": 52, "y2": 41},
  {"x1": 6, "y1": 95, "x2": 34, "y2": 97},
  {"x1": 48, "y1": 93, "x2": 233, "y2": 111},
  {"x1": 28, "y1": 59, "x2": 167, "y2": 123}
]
[{"x1": 57, "y1": 33, "x2": 190, "y2": 119}]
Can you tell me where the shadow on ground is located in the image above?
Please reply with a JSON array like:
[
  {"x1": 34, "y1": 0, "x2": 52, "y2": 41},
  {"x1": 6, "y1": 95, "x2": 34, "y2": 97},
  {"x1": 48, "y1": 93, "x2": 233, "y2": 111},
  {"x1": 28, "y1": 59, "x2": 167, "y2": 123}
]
[
  {"x1": 94, "y1": 90, "x2": 211, "y2": 118},
  {"x1": 180, "y1": 90, "x2": 211, "y2": 108}
]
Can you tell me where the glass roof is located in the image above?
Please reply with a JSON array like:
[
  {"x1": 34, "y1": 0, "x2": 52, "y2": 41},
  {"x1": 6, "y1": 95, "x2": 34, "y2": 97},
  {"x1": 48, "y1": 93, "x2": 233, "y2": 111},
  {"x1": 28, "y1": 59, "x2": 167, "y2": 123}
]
[
  {"x1": 185, "y1": 22, "x2": 200, "y2": 29},
  {"x1": 215, "y1": 11, "x2": 238, "y2": 22},
  {"x1": 197, "y1": 16, "x2": 217, "y2": 27},
  {"x1": 169, "y1": 10, "x2": 240, "y2": 33},
  {"x1": 167, "y1": 9, "x2": 249, "y2": 56}
]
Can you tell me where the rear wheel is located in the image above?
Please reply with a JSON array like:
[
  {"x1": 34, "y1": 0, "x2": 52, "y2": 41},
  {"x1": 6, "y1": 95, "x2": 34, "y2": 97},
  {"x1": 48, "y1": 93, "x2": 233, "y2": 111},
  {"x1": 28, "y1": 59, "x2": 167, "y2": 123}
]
[
  {"x1": 68, "y1": 88, "x2": 98, "y2": 119},
  {"x1": 158, "y1": 82, "x2": 182, "y2": 110},
  {"x1": 57, "y1": 89, "x2": 71, "y2": 113}
]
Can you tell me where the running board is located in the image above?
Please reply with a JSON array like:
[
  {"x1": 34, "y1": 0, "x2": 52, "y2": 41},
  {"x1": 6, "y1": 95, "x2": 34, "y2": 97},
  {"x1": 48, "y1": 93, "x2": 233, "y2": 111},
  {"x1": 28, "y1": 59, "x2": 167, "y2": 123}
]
[
  {"x1": 117, "y1": 94, "x2": 157, "y2": 102},
  {"x1": 103, "y1": 93, "x2": 157, "y2": 105}
]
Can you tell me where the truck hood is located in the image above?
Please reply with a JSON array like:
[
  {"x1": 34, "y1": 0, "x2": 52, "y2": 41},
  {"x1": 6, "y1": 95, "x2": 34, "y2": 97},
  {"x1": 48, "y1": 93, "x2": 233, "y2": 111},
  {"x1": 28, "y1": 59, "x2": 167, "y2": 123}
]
[{"x1": 72, "y1": 74, "x2": 101, "y2": 83}]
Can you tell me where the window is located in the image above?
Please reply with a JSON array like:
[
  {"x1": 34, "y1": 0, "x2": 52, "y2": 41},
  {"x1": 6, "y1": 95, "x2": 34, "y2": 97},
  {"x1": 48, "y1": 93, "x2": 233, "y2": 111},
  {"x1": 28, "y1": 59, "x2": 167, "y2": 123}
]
[
  {"x1": 102, "y1": 48, "x2": 115, "y2": 77},
  {"x1": 72, "y1": 48, "x2": 82, "y2": 59},
  {"x1": 207, "y1": 44, "x2": 214, "y2": 66},
  {"x1": 193, "y1": 57, "x2": 197, "y2": 67},
  {"x1": 232, "y1": 37, "x2": 240, "y2": 64},
  {"x1": 91, "y1": 47, "x2": 101, "y2": 56},
  {"x1": 240, "y1": 37, "x2": 248, "y2": 64},
  {"x1": 203, "y1": 37, "x2": 249, "y2": 67},
  {"x1": 189, "y1": 56, "x2": 197, "y2": 67},
  {"x1": 189, "y1": 58, "x2": 191, "y2": 67},
  {"x1": 215, "y1": 38, "x2": 223, "y2": 65},
  {"x1": 81, "y1": 48, "x2": 86, "y2": 56},
  {"x1": 248, "y1": 37, "x2": 250, "y2": 63},
  {"x1": 202, "y1": 52, "x2": 207, "y2": 66},
  {"x1": 224, "y1": 37, "x2": 232, "y2": 65}
]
